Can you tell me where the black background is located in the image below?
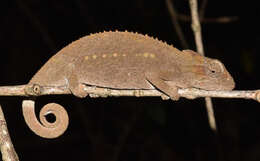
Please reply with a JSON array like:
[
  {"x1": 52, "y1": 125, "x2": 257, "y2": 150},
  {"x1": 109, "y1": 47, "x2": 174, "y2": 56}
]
[{"x1": 0, "y1": 0, "x2": 259, "y2": 161}]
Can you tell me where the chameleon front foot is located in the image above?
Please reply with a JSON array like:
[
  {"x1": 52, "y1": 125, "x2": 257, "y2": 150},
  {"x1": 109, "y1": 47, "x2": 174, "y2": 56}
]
[
  {"x1": 22, "y1": 100, "x2": 69, "y2": 138},
  {"x1": 70, "y1": 83, "x2": 88, "y2": 98},
  {"x1": 145, "y1": 72, "x2": 180, "y2": 101}
]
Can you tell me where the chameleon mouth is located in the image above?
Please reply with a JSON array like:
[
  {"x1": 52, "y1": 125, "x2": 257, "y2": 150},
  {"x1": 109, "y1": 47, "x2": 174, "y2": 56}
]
[
  {"x1": 212, "y1": 79, "x2": 235, "y2": 91},
  {"x1": 223, "y1": 79, "x2": 235, "y2": 90},
  {"x1": 222, "y1": 73, "x2": 236, "y2": 90}
]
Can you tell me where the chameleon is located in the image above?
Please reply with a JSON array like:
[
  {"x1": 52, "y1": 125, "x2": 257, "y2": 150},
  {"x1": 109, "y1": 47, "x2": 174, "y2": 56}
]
[{"x1": 22, "y1": 31, "x2": 235, "y2": 138}]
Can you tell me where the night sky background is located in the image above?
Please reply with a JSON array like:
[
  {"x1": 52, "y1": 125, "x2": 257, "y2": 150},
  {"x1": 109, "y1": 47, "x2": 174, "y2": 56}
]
[{"x1": 0, "y1": 0, "x2": 259, "y2": 161}]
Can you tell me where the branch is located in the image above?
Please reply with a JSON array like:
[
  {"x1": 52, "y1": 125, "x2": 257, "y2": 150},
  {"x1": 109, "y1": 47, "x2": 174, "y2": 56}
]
[
  {"x1": 189, "y1": 0, "x2": 204, "y2": 55},
  {"x1": 0, "y1": 85, "x2": 259, "y2": 102},
  {"x1": 177, "y1": 14, "x2": 239, "y2": 24},
  {"x1": 165, "y1": 0, "x2": 189, "y2": 49},
  {"x1": 189, "y1": 0, "x2": 216, "y2": 131},
  {"x1": 0, "y1": 105, "x2": 19, "y2": 161}
]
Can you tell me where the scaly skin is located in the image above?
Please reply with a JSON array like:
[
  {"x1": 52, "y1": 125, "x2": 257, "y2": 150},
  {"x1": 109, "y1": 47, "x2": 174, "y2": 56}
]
[{"x1": 22, "y1": 31, "x2": 235, "y2": 138}]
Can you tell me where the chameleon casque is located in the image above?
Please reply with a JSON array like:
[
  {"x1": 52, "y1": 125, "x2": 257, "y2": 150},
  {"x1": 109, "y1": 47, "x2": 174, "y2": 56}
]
[{"x1": 22, "y1": 31, "x2": 235, "y2": 138}]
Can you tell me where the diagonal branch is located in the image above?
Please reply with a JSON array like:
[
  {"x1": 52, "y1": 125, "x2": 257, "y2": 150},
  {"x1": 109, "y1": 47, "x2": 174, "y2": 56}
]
[
  {"x1": 165, "y1": 0, "x2": 189, "y2": 49},
  {"x1": 177, "y1": 14, "x2": 239, "y2": 24},
  {"x1": 0, "y1": 105, "x2": 19, "y2": 161},
  {"x1": 189, "y1": 0, "x2": 205, "y2": 54},
  {"x1": 189, "y1": 0, "x2": 216, "y2": 131}
]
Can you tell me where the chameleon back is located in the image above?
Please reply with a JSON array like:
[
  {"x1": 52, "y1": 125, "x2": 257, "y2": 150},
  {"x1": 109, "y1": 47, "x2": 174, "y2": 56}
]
[
  {"x1": 29, "y1": 31, "x2": 186, "y2": 89},
  {"x1": 29, "y1": 31, "x2": 234, "y2": 91}
]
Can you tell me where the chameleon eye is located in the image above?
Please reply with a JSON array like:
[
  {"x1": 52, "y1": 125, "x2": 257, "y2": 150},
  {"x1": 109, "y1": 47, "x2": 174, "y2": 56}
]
[
  {"x1": 204, "y1": 60, "x2": 224, "y2": 77},
  {"x1": 206, "y1": 68, "x2": 217, "y2": 77},
  {"x1": 211, "y1": 60, "x2": 224, "y2": 72},
  {"x1": 207, "y1": 59, "x2": 224, "y2": 75},
  {"x1": 210, "y1": 69, "x2": 216, "y2": 74}
]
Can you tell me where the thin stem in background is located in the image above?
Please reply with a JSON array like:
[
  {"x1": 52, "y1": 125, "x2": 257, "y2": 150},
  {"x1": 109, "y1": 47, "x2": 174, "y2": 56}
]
[
  {"x1": 0, "y1": 105, "x2": 19, "y2": 161},
  {"x1": 177, "y1": 14, "x2": 239, "y2": 23},
  {"x1": 189, "y1": 0, "x2": 216, "y2": 132},
  {"x1": 166, "y1": 0, "x2": 189, "y2": 49}
]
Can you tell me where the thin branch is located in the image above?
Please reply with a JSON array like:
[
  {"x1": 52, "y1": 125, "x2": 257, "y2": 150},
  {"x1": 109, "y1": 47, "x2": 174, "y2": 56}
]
[
  {"x1": 189, "y1": 0, "x2": 216, "y2": 131},
  {"x1": 0, "y1": 85, "x2": 259, "y2": 102},
  {"x1": 165, "y1": 0, "x2": 189, "y2": 49},
  {"x1": 189, "y1": 0, "x2": 204, "y2": 55},
  {"x1": 179, "y1": 88, "x2": 260, "y2": 101},
  {"x1": 177, "y1": 14, "x2": 239, "y2": 23},
  {"x1": 0, "y1": 85, "x2": 70, "y2": 96},
  {"x1": 0, "y1": 105, "x2": 19, "y2": 161}
]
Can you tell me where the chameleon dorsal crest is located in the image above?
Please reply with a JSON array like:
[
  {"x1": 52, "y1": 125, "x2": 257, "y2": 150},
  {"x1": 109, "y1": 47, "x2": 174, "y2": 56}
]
[{"x1": 22, "y1": 31, "x2": 235, "y2": 138}]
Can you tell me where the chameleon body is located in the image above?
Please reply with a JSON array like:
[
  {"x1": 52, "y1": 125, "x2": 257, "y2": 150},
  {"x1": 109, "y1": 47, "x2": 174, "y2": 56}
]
[{"x1": 22, "y1": 31, "x2": 235, "y2": 138}]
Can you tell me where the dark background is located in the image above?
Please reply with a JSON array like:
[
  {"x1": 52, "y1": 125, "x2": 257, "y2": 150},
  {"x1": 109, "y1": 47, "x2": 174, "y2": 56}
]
[{"x1": 0, "y1": 0, "x2": 259, "y2": 161}]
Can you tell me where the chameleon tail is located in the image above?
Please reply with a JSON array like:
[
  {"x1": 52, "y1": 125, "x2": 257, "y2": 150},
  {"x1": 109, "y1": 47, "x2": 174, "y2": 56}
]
[{"x1": 22, "y1": 100, "x2": 69, "y2": 139}]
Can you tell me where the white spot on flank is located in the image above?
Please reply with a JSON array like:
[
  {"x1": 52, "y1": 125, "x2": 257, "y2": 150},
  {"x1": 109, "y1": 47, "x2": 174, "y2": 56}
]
[
  {"x1": 150, "y1": 53, "x2": 155, "y2": 58},
  {"x1": 92, "y1": 55, "x2": 97, "y2": 59},
  {"x1": 113, "y1": 53, "x2": 118, "y2": 57}
]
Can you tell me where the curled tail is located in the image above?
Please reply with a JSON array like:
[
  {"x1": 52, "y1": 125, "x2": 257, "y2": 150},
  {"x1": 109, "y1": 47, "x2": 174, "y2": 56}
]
[{"x1": 22, "y1": 100, "x2": 69, "y2": 138}]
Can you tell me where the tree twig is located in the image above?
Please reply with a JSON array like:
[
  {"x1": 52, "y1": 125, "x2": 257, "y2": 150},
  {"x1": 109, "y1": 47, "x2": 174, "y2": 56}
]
[
  {"x1": 177, "y1": 14, "x2": 239, "y2": 24},
  {"x1": 0, "y1": 105, "x2": 19, "y2": 161},
  {"x1": 189, "y1": 0, "x2": 216, "y2": 131},
  {"x1": 0, "y1": 85, "x2": 259, "y2": 102},
  {"x1": 189, "y1": 0, "x2": 204, "y2": 54},
  {"x1": 165, "y1": 0, "x2": 189, "y2": 49}
]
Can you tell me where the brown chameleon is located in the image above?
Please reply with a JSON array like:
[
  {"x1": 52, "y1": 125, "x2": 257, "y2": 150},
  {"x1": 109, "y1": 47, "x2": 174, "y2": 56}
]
[{"x1": 22, "y1": 31, "x2": 235, "y2": 138}]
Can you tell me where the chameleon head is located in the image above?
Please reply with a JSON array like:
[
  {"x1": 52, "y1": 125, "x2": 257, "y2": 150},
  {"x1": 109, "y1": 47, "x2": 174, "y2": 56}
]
[{"x1": 187, "y1": 58, "x2": 235, "y2": 91}]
